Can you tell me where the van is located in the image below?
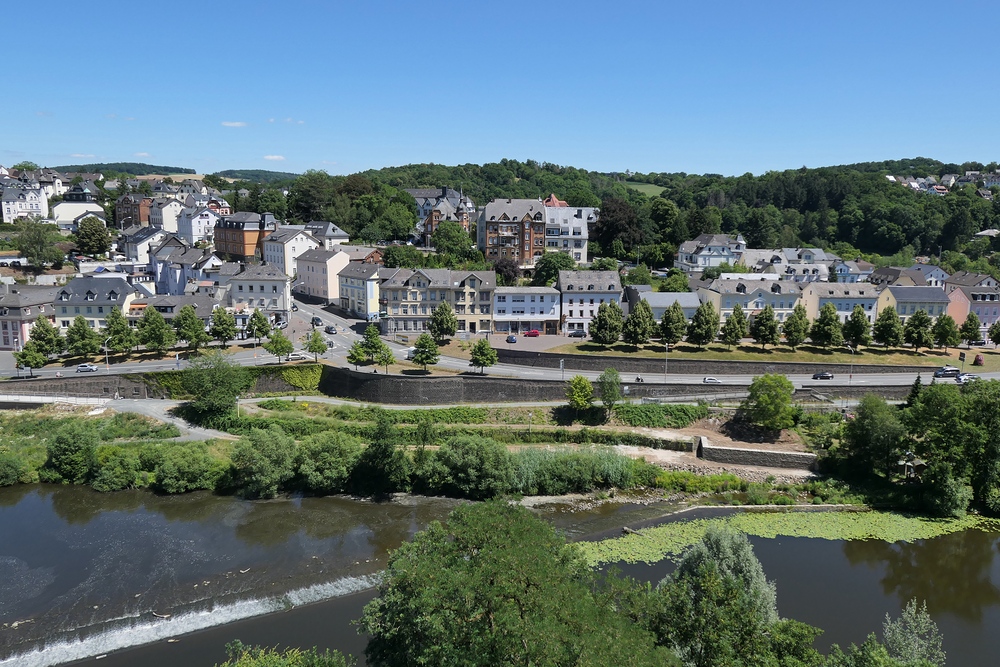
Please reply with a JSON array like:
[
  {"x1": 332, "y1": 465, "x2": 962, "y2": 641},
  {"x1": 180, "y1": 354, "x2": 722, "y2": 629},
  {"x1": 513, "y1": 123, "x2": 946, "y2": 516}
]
[
  {"x1": 933, "y1": 366, "x2": 960, "y2": 378},
  {"x1": 404, "y1": 347, "x2": 417, "y2": 360}
]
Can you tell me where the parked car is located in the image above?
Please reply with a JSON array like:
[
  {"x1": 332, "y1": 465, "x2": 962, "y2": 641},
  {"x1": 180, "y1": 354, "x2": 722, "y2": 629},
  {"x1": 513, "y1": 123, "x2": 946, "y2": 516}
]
[
  {"x1": 933, "y1": 366, "x2": 960, "y2": 378},
  {"x1": 324, "y1": 325, "x2": 337, "y2": 334},
  {"x1": 287, "y1": 351, "x2": 310, "y2": 361},
  {"x1": 273, "y1": 320, "x2": 288, "y2": 329},
  {"x1": 568, "y1": 329, "x2": 587, "y2": 338},
  {"x1": 972, "y1": 339, "x2": 987, "y2": 347},
  {"x1": 76, "y1": 363, "x2": 99, "y2": 373},
  {"x1": 524, "y1": 329, "x2": 540, "y2": 337},
  {"x1": 812, "y1": 371, "x2": 834, "y2": 380},
  {"x1": 311, "y1": 316, "x2": 323, "y2": 327},
  {"x1": 404, "y1": 346, "x2": 417, "y2": 360},
  {"x1": 703, "y1": 377, "x2": 721, "y2": 384},
  {"x1": 956, "y1": 373, "x2": 979, "y2": 385},
  {"x1": 506, "y1": 335, "x2": 517, "y2": 344},
  {"x1": 290, "y1": 303, "x2": 299, "y2": 311}
]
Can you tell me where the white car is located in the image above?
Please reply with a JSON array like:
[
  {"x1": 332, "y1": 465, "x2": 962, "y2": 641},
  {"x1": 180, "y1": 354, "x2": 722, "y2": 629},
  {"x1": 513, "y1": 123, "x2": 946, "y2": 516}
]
[
  {"x1": 76, "y1": 363, "x2": 99, "y2": 373},
  {"x1": 286, "y1": 351, "x2": 310, "y2": 361},
  {"x1": 273, "y1": 320, "x2": 288, "y2": 330},
  {"x1": 956, "y1": 373, "x2": 979, "y2": 385},
  {"x1": 702, "y1": 377, "x2": 721, "y2": 384}
]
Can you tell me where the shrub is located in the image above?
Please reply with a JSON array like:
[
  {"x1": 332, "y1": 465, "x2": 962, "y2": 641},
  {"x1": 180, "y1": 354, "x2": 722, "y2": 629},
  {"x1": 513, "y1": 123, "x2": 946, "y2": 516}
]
[
  {"x1": 279, "y1": 365, "x2": 323, "y2": 392},
  {"x1": 99, "y1": 412, "x2": 181, "y2": 440},
  {"x1": 432, "y1": 436, "x2": 515, "y2": 500},
  {"x1": 296, "y1": 431, "x2": 364, "y2": 495},
  {"x1": 745, "y1": 483, "x2": 770, "y2": 505},
  {"x1": 90, "y1": 445, "x2": 144, "y2": 492},
  {"x1": 257, "y1": 399, "x2": 308, "y2": 412},
  {"x1": 510, "y1": 447, "x2": 652, "y2": 496},
  {"x1": 613, "y1": 404, "x2": 709, "y2": 428},
  {"x1": 41, "y1": 422, "x2": 100, "y2": 484},
  {"x1": 0, "y1": 449, "x2": 28, "y2": 486},
  {"x1": 654, "y1": 471, "x2": 744, "y2": 494},
  {"x1": 229, "y1": 426, "x2": 298, "y2": 499},
  {"x1": 153, "y1": 443, "x2": 225, "y2": 494}
]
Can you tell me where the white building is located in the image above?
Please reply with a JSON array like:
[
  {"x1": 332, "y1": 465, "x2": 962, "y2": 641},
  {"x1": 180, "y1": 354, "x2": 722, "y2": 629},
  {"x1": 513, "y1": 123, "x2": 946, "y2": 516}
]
[
  {"x1": 296, "y1": 247, "x2": 352, "y2": 305},
  {"x1": 697, "y1": 278, "x2": 802, "y2": 324},
  {"x1": 674, "y1": 233, "x2": 746, "y2": 274},
  {"x1": 176, "y1": 207, "x2": 220, "y2": 245},
  {"x1": 555, "y1": 270, "x2": 622, "y2": 334},
  {"x1": 801, "y1": 282, "x2": 878, "y2": 323},
  {"x1": 493, "y1": 286, "x2": 560, "y2": 334},
  {"x1": 149, "y1": 198, "x2": 185, "y2": 233},
  {"x1": 261, "y1": 226, "x2": 320, "y2": 277},
  {"x1": 338, "y1": 262, "x2": 383, "y2": 321},
  {"x1": 2, "y1": 184, "x2": 48, "y2": 223},
  {"x1": 303, "y1": 221, "x2": 351, "y2": 249},
  {"x1": 120, "y1": 226, "x2": 169, "y2": 265},
  {"x1": 229, "y1": 262, "x2": 293, "y2": 328},
  {"x1": 50, "y1": 202, "x2": 106, "y2": 231},
  {"x1": 542, "y1": 194, "x2": 595, "y2": 264}
]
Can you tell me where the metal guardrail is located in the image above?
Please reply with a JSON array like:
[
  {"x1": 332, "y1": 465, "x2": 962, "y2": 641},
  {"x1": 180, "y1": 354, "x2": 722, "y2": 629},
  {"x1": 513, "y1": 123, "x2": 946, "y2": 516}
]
[
  {"x1": 0, "y1": 393, "x2": 110, "y2": 406},
  {"x1": 641, "y1": 392, "x2": 749, "y2": 404}
]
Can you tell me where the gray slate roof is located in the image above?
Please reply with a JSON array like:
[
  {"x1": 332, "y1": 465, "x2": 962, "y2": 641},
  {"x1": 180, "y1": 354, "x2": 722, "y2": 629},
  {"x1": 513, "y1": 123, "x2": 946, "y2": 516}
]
[
  {"x1": 886, "y1": 286, "x2": 950, "y2": 303},
  {"x1": 555, "y1": 270, "x2": 622, "y2": 292}
]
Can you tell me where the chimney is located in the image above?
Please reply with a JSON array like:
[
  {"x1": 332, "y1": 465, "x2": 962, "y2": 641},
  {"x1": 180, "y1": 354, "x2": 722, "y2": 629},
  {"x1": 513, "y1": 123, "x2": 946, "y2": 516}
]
[{"x1": 441, "y1": 186, "x2": 448, "y2": 198}]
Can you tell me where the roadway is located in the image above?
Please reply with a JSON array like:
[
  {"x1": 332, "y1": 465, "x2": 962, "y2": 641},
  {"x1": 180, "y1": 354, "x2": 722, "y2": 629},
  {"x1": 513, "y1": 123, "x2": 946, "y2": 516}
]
[{"x1": 2, "y1": 296, "x2": 992, "y2": 390}]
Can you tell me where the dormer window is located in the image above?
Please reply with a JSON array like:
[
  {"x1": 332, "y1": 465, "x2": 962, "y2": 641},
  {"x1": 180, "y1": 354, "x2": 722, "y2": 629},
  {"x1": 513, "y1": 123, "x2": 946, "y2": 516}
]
[
  {"x1": 59, "y1": 291, "x2": 69, "y2": 301},
  {"x1": 108, "y1": 291, "x2": 118, "y2": 300},
  {"x1": 567, "y1": 285, "x2": 574, "y2": 290},
  {"x1": 608, "y1": 285, "x2": 615, "y2": 290},
  {"x1": 587, "y1": 285, "x2": 594, "y2": 291},
  {"x1": 85, "y1": 291, "x2": 96, "y2": 301},
  {"x1": 736, "y1": 283, "x2": 747, "y2": 294}
]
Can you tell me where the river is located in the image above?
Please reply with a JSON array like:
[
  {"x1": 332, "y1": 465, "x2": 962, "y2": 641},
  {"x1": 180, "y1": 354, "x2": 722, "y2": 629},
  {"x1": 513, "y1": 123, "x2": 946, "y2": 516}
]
[{"x1": 2, "y1": 486, "x2": 999, "y2": 666}]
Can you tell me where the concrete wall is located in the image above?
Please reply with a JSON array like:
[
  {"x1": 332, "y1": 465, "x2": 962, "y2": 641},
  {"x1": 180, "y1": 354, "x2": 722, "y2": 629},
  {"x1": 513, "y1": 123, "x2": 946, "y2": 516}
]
[
  {"x1": 698, "y1": 437, "x2": 817, "y2": 470},
  {"x1": 497, "y1": 348, "x2": 933, "y2": 376}
]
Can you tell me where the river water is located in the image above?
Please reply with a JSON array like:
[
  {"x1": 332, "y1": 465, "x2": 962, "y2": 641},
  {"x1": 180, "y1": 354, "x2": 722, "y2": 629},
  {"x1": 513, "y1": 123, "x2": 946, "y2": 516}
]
[{"x1": 2, "y1": 486, "x2": 999, "y2": 666}]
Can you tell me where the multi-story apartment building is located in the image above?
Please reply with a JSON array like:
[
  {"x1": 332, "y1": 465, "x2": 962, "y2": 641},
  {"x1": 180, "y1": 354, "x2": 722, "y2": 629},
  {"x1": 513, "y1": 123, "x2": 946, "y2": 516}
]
[
  {"x1": 338, "y1": 262, "x2": 383, "y2": 320},
  {"x1": 148, "y1": 198, "x2": 185, "y2": 233},
  {"x1": 875, "y1": 286, "x2": 950, "y2": 324},
  {"x1": 214, "y1": 212, "x2": 277, "y2": 261},
  {"x1": 115, "y1": 194, "x2": 153, "y2": 228},
  {"x1": 261, "y1": 226, "x2": 320, "y2": 277},
  {"x1": 0, "y1": 284, "x2": 60, "y2": 351},
  {"x1": 1, "y1": 182, "x2": 48, "y2": 223},
  {"x1": 675, "y1": 233, "x2": 747, "y2": 274},
  {"x1": 53, "y1": 275, "x2": 143, "y2": 332},
  {"x1": 228, "y1": 262, "x2": 292, "y2": 328},
  {"x1": 800, "y1": 282, "x2": 878, "y2": 323},
  {"x1": 303, "y1": 221, "x2": 351, "y2": 250},
  {"x1": 422, "y1": 199, "x2": 472, "y2": 248},
  {"x1": 404, "y1": 187, "x2": 476, "y2": 225},
  {"x1": 555, "y1": 270, "x2": 622, "y2": 334},
  {"x1": 492, "y1": 286, "x2": 560, "y2": 335},
  {"x1": 378, "y1": 269, "x2": 495, "y2": 335},
  {"x1": 697, "y1": 276, "x2": 802, "y2": 324},
  {"x1": 295, "y1": 247, "x2": 352, "y2": 305},
  {"x1": 478, "y1": 199, "x2": 546, "y2": 267},
  {"x1": 541, "y1": 194, "x2": 595, "y2": 264}
]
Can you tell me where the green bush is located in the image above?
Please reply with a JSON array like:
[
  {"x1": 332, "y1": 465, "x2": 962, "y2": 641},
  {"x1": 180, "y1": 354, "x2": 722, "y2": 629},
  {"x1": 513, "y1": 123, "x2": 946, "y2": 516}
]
[
  {"x1": 99, "y1": 412, "x2": 181, "y2": 440},
  {"x1": 296, "y1": 431, "x2": 363, "y2": 495},
  {"x1": 432, "y1": 436, "x2": 515, "y2": 500},
  {"x1": 41, "y1": 422, "x2": 100, "y2": 484},
  {"x1": 0, "y1": 449, "x2": 29, "y2": 486},
  {"x1": 257, "y1": 399, "x2": 308, "y2": 412},
  {"x1": 510, "y1": 447, "x2": 655, "y2": 496},
  {"x1": 90, "y1": 445, "x2": 145, "y2": 492},
  {"x1": 613, "y1": 404, "x2": 709, "y2": 428},
  {"x1": 654, "y1": 470, "x2": 744, "y2": 494},
  {"x1": 229, "y1": 426, "x2": 298, "y2": 499},
  {"x1": 745, "y1": 483, "x2": 771, "y2": 505},
  {"x1": 279, "y1": 365, "x2": 323, "y2": 391},
  {"x1": 153, "y1": 443, "x2": 225, "y2": 494}
]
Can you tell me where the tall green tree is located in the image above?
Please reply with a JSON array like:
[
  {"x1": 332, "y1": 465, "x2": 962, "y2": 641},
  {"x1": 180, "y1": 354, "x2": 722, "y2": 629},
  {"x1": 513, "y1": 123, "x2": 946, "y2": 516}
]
[
  {"x1": 596, "y1": 367, "x2": 622, "y2": 416},
  {"x1": 873, "y1": 307, "x2": 904, "y2": 349},
  {"x1": 374, "y1": 344, "x2": 395, "y2": 373},
  {"x1": 622, "y1": 299, "x2": 655, "y2": 346},
  {"x1": 882, "y1": 598, "x2": 946, "y2": 667},
  {"x1": 102, "y1": 307, "x2": 137, "y2": 355},
  {"x1": 686, "y1": 302, "x2": 720, "y2": 349},
  {"x1": 230, "y1": 426, "x2": 297, "y2": 499},
  {"x1": 210, "y1": 308, "x2": 238, "y2": 347},
  {"x1": 263, "y1": 329, "x2": 295, "y2": 361},
  {"x1": 989, "y1": 319, "x2": 1000, "y2": 348},
  {"x1": 362, "y1": 323, "x2": 383, "y2": 360},
  {"x1": 903, "y1": 309, "x2": 934, "y2": 352},
  {"x1": 174, "y1": 304, "x2": 210, "y2": 351},
  {"x1": 431, "y1": 220, "x2": 473, "y2": 258},
  {"x1": 15, "y1": 218, "x2": 63, "y2": 268},
  {"x1": 469, "y1": 338, "x2": 497, "y2": 374},
  {"x1": 65, "y1": 315, "x2": 102, "y2": 356},
  {"x1": 780, "y1": 304, "x2": 810, "y2": 350},
  {"x1": 590, "y1": 300, "x2": 624, "y2": 346},
  {"x1": 13, "y1": 341, "x2": 47, "y2": 375},
  {"x1": 347, "y1": 340, "x2": 368, "y2": 370},
  {"x1": 566, "y1": 375, "x2": 594, "y2": 412},
  {"x1": 740, "y1": 374, "x2": 795, "y2": 430},
  {"x1": 931, "y1": 314, "x2": 960, "y2": 351},
  {"x1": 245, "y1": 308, "x2": 271, "y2": 344},
  {"x1": 359, "y1": 502, "x2": 671, "y2": 667},
  {"x1": 843, "y1": 304, "x2": 872, "y2": 348},
  {"x1": 809, "y1": 302, "x2": 844, "y2": 348},
  {"x1": 959, "y1": 312, "x2": 982, "y2": 348},
  {"x1": 749, "y1": 304, "x2": 780, "y2": 350},
  {"x1": 304, "y1": 329, "x2": 328, "y2": 361},
  {"x1": 659, "y1": 268, "x2": 689, "y2": 293},
  {"x1": 719, "y1": 303, "x2": 750, "y2": 350},
  {"x1": 181, "y1": 350, "x2": 252, "y2": 421},
  {"x1": 531, "y1": 252, "x2": 576, "y2": 286},
  {"x1": 137, "y1": 307, "x2": 176, "y2": 355},
  {"x1": 351, "y1": 409, "x2": 411, "y2": 496},
  {"x1": 27, "y1": 315, "x2": 64, "y2": 357},
  {"x1": 75, "y1": 216, "x2": 112, "y2": 256},
  {"x1": 660, "y1": 301, "x2": 688, "y2": 348},
  {"x1": 428, "y1": 302, "x2": 458, "y2": 341},
  {"x1": 842, "y1": 394, "x2": 906, "y2": 477},
  {"x1": 411, "y1": 332, "x2": 439, "y2": 370}
]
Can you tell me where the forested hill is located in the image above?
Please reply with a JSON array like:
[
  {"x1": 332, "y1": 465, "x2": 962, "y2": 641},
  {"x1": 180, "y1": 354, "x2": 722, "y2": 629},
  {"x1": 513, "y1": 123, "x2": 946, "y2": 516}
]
[
  {"x1": 212, "y1": 169, "x2": 299, "y2": 184},
  {"x1": 51, "y1": 162, "x2": 195, "y2": 175}
]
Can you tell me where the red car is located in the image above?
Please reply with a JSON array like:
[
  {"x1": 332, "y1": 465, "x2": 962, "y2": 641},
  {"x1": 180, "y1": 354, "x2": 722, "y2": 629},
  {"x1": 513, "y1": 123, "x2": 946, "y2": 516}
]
[{"x1": 524, "y1": 329, "x2": 540, "y2": 337}]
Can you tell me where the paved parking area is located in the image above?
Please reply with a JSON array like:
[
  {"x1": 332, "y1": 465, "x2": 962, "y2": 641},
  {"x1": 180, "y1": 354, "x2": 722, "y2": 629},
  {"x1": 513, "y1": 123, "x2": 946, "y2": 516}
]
[{"x1": 485, "y1": 332, "x2": 575, "y2": 352}]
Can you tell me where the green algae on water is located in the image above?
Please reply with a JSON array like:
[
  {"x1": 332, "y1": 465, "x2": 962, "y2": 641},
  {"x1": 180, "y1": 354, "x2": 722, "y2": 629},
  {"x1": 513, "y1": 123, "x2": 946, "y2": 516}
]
[{"x1": 578, "y1": 509, "x2": 1000, "y2": 566}]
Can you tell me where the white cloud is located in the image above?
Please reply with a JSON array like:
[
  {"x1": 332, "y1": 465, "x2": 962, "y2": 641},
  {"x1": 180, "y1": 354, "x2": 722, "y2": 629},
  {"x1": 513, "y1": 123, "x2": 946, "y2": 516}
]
[
  {"x1": 284, "y1": 117, "x2": 293, "y2": 123},
  {"x1": 263, "y1": 155, "x2": 286, "y2": 161},
  {"x1": 221, "y1": 121, "x2": 248, "y2": 127},
  {"x1": 105, "y1": 113, "x2": 117, "y2": 119},
  {"x1": 134, "y1": 152, "x2": 151, "y2": 158},
  {"x1": 297, "y1": 120, "x2": 305, "y2": 125},
  {"x1": 268, "y1": 118, "x2": 275, "y2": 123},
  {"x1": 70, "y1": 153, "x2": 96, "y2": 158}
]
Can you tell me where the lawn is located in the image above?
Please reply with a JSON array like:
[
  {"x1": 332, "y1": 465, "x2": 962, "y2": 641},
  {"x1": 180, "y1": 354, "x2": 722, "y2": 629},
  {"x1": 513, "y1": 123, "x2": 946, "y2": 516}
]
[
  {"x1": 624, "y1": 181, "x2": 664, "y2": 197},
  {"x1": 546, "y1": 340, "x2": 1000, "y2": 371}
]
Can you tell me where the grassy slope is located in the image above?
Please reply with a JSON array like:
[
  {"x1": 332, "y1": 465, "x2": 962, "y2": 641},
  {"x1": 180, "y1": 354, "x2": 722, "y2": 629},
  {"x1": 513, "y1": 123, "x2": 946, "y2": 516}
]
[{"x1": 624, "y1": 181, "x2": 665, "y2": 196}]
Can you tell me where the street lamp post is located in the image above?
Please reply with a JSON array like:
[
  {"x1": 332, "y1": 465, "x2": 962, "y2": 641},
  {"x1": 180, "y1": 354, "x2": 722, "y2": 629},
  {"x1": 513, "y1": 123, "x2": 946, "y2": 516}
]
[
  {"x1": 664, "y1": 341, "x2": 669, "y2": 384},
  {"x1": 844, "y1": 344, "x2": 855, "y2": 409},
  {"x1": 104, "y1": 336, "x2": 112, "y2": 373}
]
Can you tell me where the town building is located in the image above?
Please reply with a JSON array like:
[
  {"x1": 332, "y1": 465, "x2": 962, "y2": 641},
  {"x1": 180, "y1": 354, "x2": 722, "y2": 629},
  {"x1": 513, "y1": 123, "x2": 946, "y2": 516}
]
[
  {"x1": 176, "y1": 207, "x2": 220, "y2": 246},
  {"x1": 674, "y1": 234, "x2": 747, "y2": 274},
  {"x1": 127, "y1": 294, "x2": 219, "y2": 330},
  {"x1": 800, "y1": 282, "x2": 878, "y2": 323},
  {"x1": 697, "y1": 276, "x2": 802, "y2": 324},
  {"x1": 228, "y1": 262, "x2": 292, "y2": 329},
  {"x1": 492, "y1": 286, "x2": 560, "y2": 334},
  {"x1": 261, "y1": 226, "x2": 320, "y2": 277},
  {"x1": 1, "y1": 183, "x2": 48, "y2": 223},
  {"x1": 378, "y1": 268, "x2": 496, "y2": 336},
  {"x1": 555, "y1": 270, "x2": 622, "y2": 334},
  {"x1": 404, "y1": 187, "x2": 475, "y2": 226},
  {"x1": 53, "y1": 275, "x2": 143, "y2": 332},
  {"x1": 946, "y1": 284, "x2": 1000, "y2": 336},
  {"x1": 0, "y1": 284, "x2": 60, "y2": 351},
  {"x1": 115, "y1": 194, "x2": 153, "y2": 228},
  {"x1": 830, "y1": 259, "x2": 875, "y2": 283},
  {"x1": 148, "y1": 198, "x2": 185, "y2": 233},
  {"x1": 303, "y1": 221, "x2": 351, "y2": 249},
  {"x1": 120, "y1": 226, "x2": 169, "y2": 265},
  {"x1": 296, "y1": 248, "x2": 352, "y2": 305},
  {"x1": 338, "y1": 262, "x2": 383, "y2": 321},
  {"x1": 478, "y1": 198, "x2": 546, "y2": 267},
  {"x1": 542, "y1": 194, "x2": 595, "y2": 264},
  {"x1": 149, "y1": 236, "x2": 224, "y2": 295},
  {"x1": 214, "y1": 212, "x2": 277, "y2": 261},
  {"x1": 623, "y1": 285, "x2": 700, "y2": 321},
  {"x1": 868, "y1": 267, "x2": 925, "y2": 288},
  {"x1": 421, "y1": 199, "x2": 472, "y2": 248},
  {"x1": 875, "y1": 286, "x2": 951, "y2": 324}
]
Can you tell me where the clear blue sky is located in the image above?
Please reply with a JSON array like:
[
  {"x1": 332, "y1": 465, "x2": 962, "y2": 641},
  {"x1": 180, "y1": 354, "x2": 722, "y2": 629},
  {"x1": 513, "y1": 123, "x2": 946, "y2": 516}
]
[{"x1": 8, "y1": 1, "x2": 996, "y2": 177}]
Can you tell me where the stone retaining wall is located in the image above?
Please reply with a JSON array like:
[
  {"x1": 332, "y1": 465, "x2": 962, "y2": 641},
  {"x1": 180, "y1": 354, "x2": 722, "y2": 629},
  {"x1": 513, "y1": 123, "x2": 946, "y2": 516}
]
[
  {"x1": 697, "y1": 437, "x2": 817, "y2": 470},
  {"x1": 498, "y1": 348, "x2": 934, "y2": 376}
]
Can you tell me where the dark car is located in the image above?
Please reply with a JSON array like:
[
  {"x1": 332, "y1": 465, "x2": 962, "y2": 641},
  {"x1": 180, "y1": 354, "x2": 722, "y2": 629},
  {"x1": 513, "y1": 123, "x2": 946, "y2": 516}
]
[
  {"x1": 311, "y1": 316, "x2": 323, "y2": 327},
  {"x1": 812, "y1": 371, "x2": 834, "y2": 380},
  {"x1": 568, "y1": 329, "x2": 587, "y2": 338},
  {"x1": 324, "y1": 325, "x2": 337, "y2": 334},
  {"x1": 933, "y1": 366, "x2": 960, "y2": 378},
  {"x1": 506, "y1": 335, "x2": 517, "y2": 344}
]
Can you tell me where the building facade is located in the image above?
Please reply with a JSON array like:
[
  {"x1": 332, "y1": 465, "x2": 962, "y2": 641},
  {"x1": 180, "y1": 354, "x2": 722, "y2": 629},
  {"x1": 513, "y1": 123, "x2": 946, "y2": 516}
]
[
  {"x1": 555, "y1": 270, "x2": 622, "y2": 334},
  {"x1": 492, "y1": 287, "x2": 560, "y2": 334},
  {"x1": 214, "y1": 212, "x2": 277, "y2": 261},
  {"x1": 295, "y1": 248, "x2": 352, "y2": 305}
]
